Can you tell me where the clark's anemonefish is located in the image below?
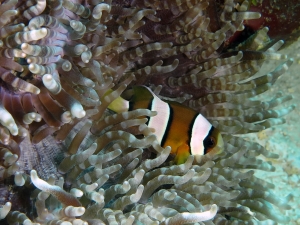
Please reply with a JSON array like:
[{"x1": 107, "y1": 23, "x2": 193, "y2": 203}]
[{"x1": 108, "y1": 86, "x2": 224, "y2": 164}]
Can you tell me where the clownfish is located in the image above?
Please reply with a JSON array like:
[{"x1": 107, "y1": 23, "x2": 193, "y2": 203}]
[{"x1": 108, "y1": 86, "x2": 224, "y2": 164}]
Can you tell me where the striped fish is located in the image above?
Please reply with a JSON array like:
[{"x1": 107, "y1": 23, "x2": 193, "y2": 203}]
[{"x1": 108, "y1": 86, "x2": 224, "y2": 164}]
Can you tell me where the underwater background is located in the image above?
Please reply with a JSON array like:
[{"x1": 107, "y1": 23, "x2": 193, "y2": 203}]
[{"x1": 250, "y1": 38, "x2": 300, "y2": 224}]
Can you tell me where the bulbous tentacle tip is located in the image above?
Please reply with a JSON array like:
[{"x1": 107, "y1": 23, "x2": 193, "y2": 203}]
[
  {"x1": 71, "y1": 105, "x2": 86, "y2": 118},
  {"x1": 0, "y1": 202, "x2": 11, "y2": 219},
  {"x1": 162, "y1": 204, "x2": 218, "y2": 225},
  {"x1": 0, "y1": 106, "x2": 18, "y2": 136},
  {"x1": 30, "y1": 170, "x2": 82, "y2": 207}
]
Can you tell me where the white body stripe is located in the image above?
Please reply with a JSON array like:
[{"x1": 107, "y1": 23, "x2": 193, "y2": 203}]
[
  {"x1": 190, "y1": 114, "x2": 212, "y2": 155},
  {"x1": 147, "y1": 92, "x2": 170, "y2": 144}
]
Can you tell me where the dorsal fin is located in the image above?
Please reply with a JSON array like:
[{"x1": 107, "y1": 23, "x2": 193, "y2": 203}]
[
  {"x1": 131, "y1": 86, "x2": 155, "y2": 102},
  {"x1": 106, "y1": 86, "x2": 154, "y2": 113}
]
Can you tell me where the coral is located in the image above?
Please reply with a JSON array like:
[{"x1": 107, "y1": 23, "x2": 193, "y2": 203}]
[
  {"x1": 0, "y1": 0, "x2": 296, "y2": 224},
  {"x1": 247, "y1": 0, "x2": 300, "y2": 46}
]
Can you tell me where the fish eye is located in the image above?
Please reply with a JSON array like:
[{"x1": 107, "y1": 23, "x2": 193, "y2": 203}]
[{"x1": 204, "y1": 136, "x2": 216, "y2": 148}]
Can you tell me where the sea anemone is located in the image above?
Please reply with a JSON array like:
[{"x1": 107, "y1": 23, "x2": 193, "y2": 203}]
[{"x1": 0, "y1": 0, "x2": 296, "y2": 224}]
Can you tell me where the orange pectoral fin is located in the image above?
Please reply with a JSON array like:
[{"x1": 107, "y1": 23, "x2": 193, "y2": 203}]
[{"x1": 174, "y1": 143, "x2": 191, "y2": 165}]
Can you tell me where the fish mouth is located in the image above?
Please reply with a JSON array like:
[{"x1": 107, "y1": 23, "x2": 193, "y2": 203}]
[{"x1": 211, "y1": 133, "x2": 225, "y2": 155}]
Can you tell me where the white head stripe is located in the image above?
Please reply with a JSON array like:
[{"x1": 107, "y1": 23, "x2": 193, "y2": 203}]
[
  {"x1": 147, "y1": 92, "x2": 170, "y2": 144},
  {"x1": 190, "y1": 114, "x2": 212, "y2": 155}
]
